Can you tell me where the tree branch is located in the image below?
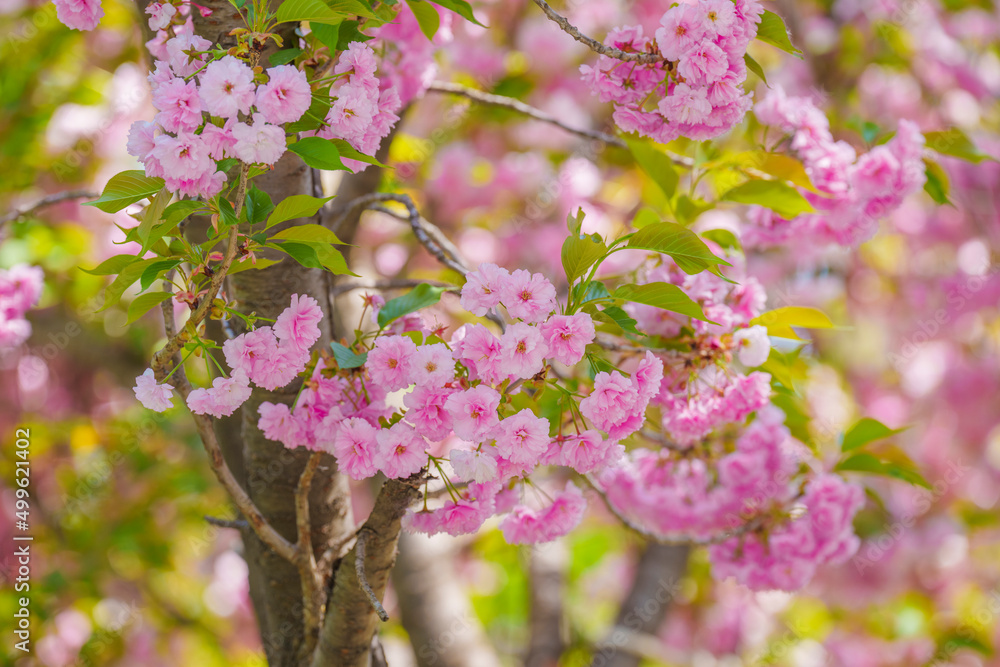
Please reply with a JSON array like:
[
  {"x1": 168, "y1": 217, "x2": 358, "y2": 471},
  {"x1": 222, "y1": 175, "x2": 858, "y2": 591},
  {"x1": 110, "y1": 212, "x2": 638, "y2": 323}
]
[
  {"x1": 311, "y1": 472, "x2": 427, "y2": 667},
  {"x1": 355, "y1": 530, "x2": 389, "y2": 622},
  {"x1": 0, "y1": 189, "x2": 97, "y2": 227},
  {"x1": 297, "y1": 452, "x2": 326, "y2": 657},
  {"x1": 427, "y1": 81, "x2": 626, "y2": 148},
  {"x1": 529, "y1": 0, "x2": 664, "y2": 64}
]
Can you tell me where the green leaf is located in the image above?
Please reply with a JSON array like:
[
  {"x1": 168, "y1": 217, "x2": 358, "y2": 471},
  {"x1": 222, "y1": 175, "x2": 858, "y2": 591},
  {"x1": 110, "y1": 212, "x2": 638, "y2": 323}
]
[
  {"x1": 842, "y1": 418, "x2": 907, "y2": 452},
  {"x1": 573, "y1": 281, "x2": 612, "y2": 305},
  {"x1": 270, "y1": 224, "x2": 345, "y2": 245},
  {"x1": 80, "y1": 254, "x2": 140, "y2": 276},
  {"x1": 756, "y1": 9, "x2": 802, "y2": 58},
  {"x1": 98, "y1": 257, "x2": 164, "y2": 312},
  {"x1": 125, "y1": 291, "x2": 173, "y2": 325},
  {"x1": 625, "y1": 222, "x2": 731, "y2": 275},
  {"x1": 674, "y1": 195, "x2": 714, "y2": 225},
  {"x1": 85, "y1": 171, "x2": 165, "y2": 213},
  {"x1": 624, "y1": 136, "x2": 679, "y2": 200},
  {"x1": 227, "y1": 257, "x2": 282, "y2": 275},
  {"x1": 245, "y1": 187, "x2": 275, "y2": 225},
  {"x1": 883, "y1": 462, "x2": 931, "y2": 490},
  {"x1": 289, "y1": 136, "x2": 386, "y2": 171},
  {"x1": 331, "y1": 341, "x2": 369, "y2": 369},
  {"x1": 834, "y1": 453, "x2": 885, "y2": 474},
  {"x1": 631, "y1": 207, "x2": 659, "y2": 229},
  {"x1": 700, "y1": 228, "x2": 741, "y2": 251},
  {"x1": 614, "y1": 283, "x2": 715, "y2": 323},
  {"x1": 273, "y1": 241, "x2": 357, "y2": 276},
  {"x1": 561, "y1": 234, "x2": 607, "y2": 284},
  {"x1": 751, "y1": 306, "x2": 834, "y2": 340},
  {"x1": 594, "y1": 305, "x2": 639, "y2": 335},
  {"x1": 924, "y1": 128, "x2": 993, "y2": 164},
  {"x1": 266, "y1": 194, "x2": 336, "y2": 228},
  {"x1": 378, "y1": 283, "x2": 448, "y2": 328},
  {"x1": 922, "y1": 158, "x2": 951, "y2": 205},
  {"x1": 427, "y1": 0, "x2": 484, "y2": 26},
  {"x1": 275, "y1": 0, "x2": 376, "y2": 24},
  {"x1": 729, "y1": 151, "x2": 819, "y2": 192},
  {"x1": 406, "y1": 0, "x2": 440, "y2": 40},
  {"x1": 274, "y1": 241, "x2": 322, "y2": 269},
  {"x1": 139, "y1": 259, "x2": 182, "y2": 292},
  {"x1": 269, "y1": 47, "x2": 302, "y2": 66},
  {"x1": 722, "y1": 180, "x2": 814, "y2": 219},
  {"x1": 137, "y1": 188, "x2": 171, "y2": 248},
  {"x1": 218, "y1": 197, "x2": 238, "y2": 228},
  {"x1": 743, "y1": 53, "x2": 767, "y2": 84},
  {"x1": 286, "y1": 93, "x2": 333, "y2": 134}
]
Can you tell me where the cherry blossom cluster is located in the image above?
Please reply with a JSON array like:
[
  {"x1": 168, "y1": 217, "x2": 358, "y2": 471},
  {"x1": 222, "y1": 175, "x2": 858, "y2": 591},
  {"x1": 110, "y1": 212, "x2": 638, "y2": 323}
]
[
  {"x1": 627, "y1": 256, "x2": 773, "y2": 446},
  {"x1": 709, "y1": 472, "x2": 864, "y2": 591},
  {"x1": 308, "y1": 42, "x2": 402, "y2": 172},
  {"x1": 580, "y1": 0, "x2": 763, "y2": 143},
  {"x1": 747, "y1": 87, "x2": 927, "y2": 246},
  {"x1": 369, "y1": 2, "x2": 453, "y2": 106},
  {"x1": 52, "y1": 0, "x2": 103, "y2": 31},
  {"x1": 132, "y1": 294, "x2": 325, "y2": 416},
  {"x1": 0, "y1": 264, "x2": 44, "y2": 349}
]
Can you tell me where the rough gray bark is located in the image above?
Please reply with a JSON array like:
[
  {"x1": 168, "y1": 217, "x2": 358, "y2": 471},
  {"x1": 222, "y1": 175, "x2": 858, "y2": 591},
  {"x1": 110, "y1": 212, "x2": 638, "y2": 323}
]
[
  {"x1": 525, "y1": 543, "x2": 568, "y2": 667},
  {"x1": 393, "y1": 532, "x2": 503, "y2": 667},
  {"x1": 590, "y1": 544, "x2": 689, "y2": 667}
]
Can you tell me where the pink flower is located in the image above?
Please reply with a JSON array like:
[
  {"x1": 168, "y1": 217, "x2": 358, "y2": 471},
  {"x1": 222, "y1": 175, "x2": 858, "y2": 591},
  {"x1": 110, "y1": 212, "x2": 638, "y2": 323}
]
[
  {"x1": 452, "y1": 324, "x2": 507, "y2": 385},
  {"x1": 165, "y1": 34, "x2": 212, "y2": 78},
  {"x1": 403, "y1": 483, "x2": 497, "y2": 537},
  {"x1": 199, "y1": 55, "x2": 256, "y2": 119},
  {"x1": 540, "y1": 314, "x2": 595, "y2": 366},
  {"x1": 187, "y1": 370, "x2": 253, "y2": 418},
  {"x1": 126, "y1": 121, "x2": 156, "y2": 162},
  {"x1": 257, "y1": 401, "x2": 305, "y2": 448},
  {"x1": 499, "y1": 482, "x2": 587, "y2": 544},
  {"x1": 494, "y1": 409, "x2": 550, "y2": 465},
  {"x1": 152, "y1": 78, "x2": 203, "y2": 133},
  {"x1": 559, "y1": 430, "x2": 613, "y2": 473},
  {"x1": 273, "y1": 294, "x2": 323, "y2": 353},
  {"x1": 450, "y1": 448, "x2": 499, "y2": 483},
  {"x1": 374, "y1": 422, "x2": 427, "y2": 478},
  {"x1": 232, "y1": 114, "x2": 287, "y2": 165},
  {"x1": 499, "y1": 322, "x2": 549, "y2": 380},
  {"x1": 367, "y1": 335, "x2": 418, "y2": 392},
  {"x1": 676, "y1": 42, "x2": 730, "y2": 85},
  {"x1": 659, "y1": 83, "x2": 712, "y2": 125},
  {"x1": 634, "y1": 351, "x2": 664, "y2": 403},
  {"x1": 334, "y1": 41, "x2": 379, "y2": 79},
  {"x1": 255, "y1": 65, "x2": 312, "y2": 125},
  {"x1": 460, "y1": 263, "x2": 509, "y2": 316},
  {"x1": 699, "y1": 0, "x2": 737, "y2": 38},
  {"x1": 580, "y1": 371, "x2": 641, "y2": 437},
  {"x1": 444, "y1": 385, "x2": 501, "y2": 441},
  {"x1": 499, "y1": 269, "x2": 557, "y2": 323},
  {"x1": 655, "y1": 4, "x2": 707, "y2": 61},
  {"x1": 145, "y1": 2, "x2": 176, "y2": 31},
  {"x1": 732, "y1": 325, "x2": 770, "y2": 366},
  {"x1": 133, "y1": 368, "x2": 174, "y2": 412},
  {"x1": 201, "y1": 120, "x2": 237, "y2": 160},
  {"x1": 54, "y1": 0, "x2": 103, "y2": 30},
  {"x1": 151, "y1": 133, "x2": 215, "y2": 192},
  {"x1": 403, "y1": 385, "x2": 456, "y2": 441},
  {"x1": 331, "y1": 418, "x2": 379, "y2": 480},
  {"x1": 412, "y1": 343, "x2": 455, "y2": 387}
]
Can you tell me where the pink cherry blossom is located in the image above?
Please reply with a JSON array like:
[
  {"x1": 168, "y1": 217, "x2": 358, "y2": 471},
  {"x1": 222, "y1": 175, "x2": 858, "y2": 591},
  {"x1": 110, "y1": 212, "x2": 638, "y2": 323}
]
[
  {"x1": 558, "y1": 430, "x2": 615, "y2": 473},
  {"x1": 232, "y1": 114, "x2": 287, "y2": 165},
  {"x1": 499, "y1": 322, "x2": 549, "y2": 380},
  {"x1": 452, "y1": 324, "x2": 507, "y2": 385},
  {"x1": 133, "y1": 369, "x2": 174, "y2": 412},
  {"x1": 580, "y1": 371, "x2": 641, "y2": 437},
  {"x1": 499, "y1": 269, "x2": 557, "y2": 323},
  {"x1": 255, "y1": 65, "x2": 312, "y2": 125},
  {"x1": 659, "y1": 83, "x2": 712, "y2": 125},
  {"x1": 374, "y1": 422, "x2": 427, "y2": 478},
  {"x1": 540, "y1": 314, "x2": 595, "y2": 366},
  {"x1": 444, "y1": 385, "x2": 501, "y2": 441},
  {"x1": 499, "y1": 482, "x2": 587, "y2": 544},
  {"x1": 165, "y1": 34, "x2": 212, "y2": 78},
  {"x1": 152, "y1": 78, "x2": 203, "y2": 133},
  {"x1": 257, "y1": 402, "x2": 305, "y2": 448},
  {"x1": 494, "y1": 409, "x2": 550, "y2": 465},
  {"x1": 732, "y1": 325, "x2": 770, "y2": 367},
  {"x1": 199, "y1": 55, "x2": 256, "y2": 119},
  {"x1": 145, "y1": 2, "x2": 176, "y2": 31},
  {"x1": 54, "y1": 0, "x2": 103, "y2": 30},
  {"x1": 450, "y1": 448, "x2": 499, "y2": 483},
  {"x1": 402, "y1": 385, "x2": 456, "y2": 441},
  {"x1": 412, "y1": 343, "x2": 455, "y2": 387},
  {"x1": 187, "y1": 370, "x2": 253, "y2": 418},
  {"x1": 273, "y1": 294, "x2": 323, "y2": 353},
  {"x1": 367, "y1": 334, "x2": 418, "y2": 392},
  {"x1": 331, "y1": 418, "x2": 379, "y2": 480},
  {"x1": 460, "y1": 263, "x2": 509, "y2": 316}
]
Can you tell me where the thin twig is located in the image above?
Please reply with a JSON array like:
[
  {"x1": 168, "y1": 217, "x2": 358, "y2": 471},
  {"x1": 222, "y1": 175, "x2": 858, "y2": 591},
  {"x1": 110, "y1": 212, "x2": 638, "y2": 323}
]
[
  {"x1": 0, "y1": 189, "x2": 97, "y2": 226},
  {"x1": 427, "y1": 81, "x2": 626, "y2": 149},
  {"x1": 583, "y1": 474, "x2": 764, "y2": 546},
  {"x1": 330, "y1": 278, "x2": 457, "y2": 298},
  {"x1": 530, "y1": 0, "x2": 664, "y2": 64},
  {"x1": 317, "y1": 530, "x2": 358, "y2": 575},
  {"x1": 204, "y1": 516, "x2": 249, "y2": 529},
  {"x1": 296, "y1": 452, "x2": 326, "y2": 656},
  {"x1": 355, "y1": 530, "x2": 390, "y2": 622}
]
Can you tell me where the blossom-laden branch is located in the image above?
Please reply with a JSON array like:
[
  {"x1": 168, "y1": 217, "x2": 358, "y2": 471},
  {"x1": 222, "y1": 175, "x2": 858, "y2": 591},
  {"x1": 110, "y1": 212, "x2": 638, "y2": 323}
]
[{"x1": 529, "y1": 0, "x2": 664, "y2": 64}]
